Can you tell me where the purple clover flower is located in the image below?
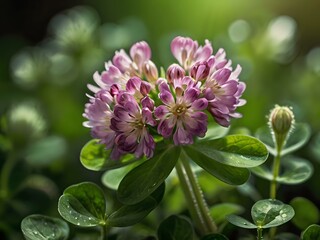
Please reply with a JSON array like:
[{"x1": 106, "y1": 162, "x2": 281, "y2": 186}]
[
  {"x1": 155, "y1": 77, "x2": 208, "y2": 145},
  {"x1": 170, "y1": 37, "x2": 246, "y2": 127},
  {"x1": 83, "y1": 36, "x2": 246, "y2": 159},
  {"x1": 171, "y1": 36, "x2": 213, "y2": 71},
  {"x1": 111, "y1": 91, "x2": 156, "y2": 158},
  {"x1": 83, "y1": 90, "x2": 121, "y2": 159}
]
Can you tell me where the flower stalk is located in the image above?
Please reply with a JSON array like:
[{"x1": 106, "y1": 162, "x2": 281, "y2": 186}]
[{"x1": 175, "y1": 150, "x2": 217, "y2": 235}]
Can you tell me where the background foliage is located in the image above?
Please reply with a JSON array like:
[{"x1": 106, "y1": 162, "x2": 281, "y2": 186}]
[{"x1": 1, "y1": 0, "x2": 320, "y2": 239}]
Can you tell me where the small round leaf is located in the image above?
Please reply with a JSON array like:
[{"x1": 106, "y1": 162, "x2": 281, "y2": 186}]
[
  {"x1": 21, "y1": 214, "x2": 69, "y2": 240},
  {"x1": 301, "y1": 224, "x2": 320, "y2": 240},
  {"x1": 226, "y1": 215, "x2": 256, "y2": 229},
  {"x1": 290, "y1": 197, "x2": 319, "y2": 230},
  {"x1": 277, "y1": 157, "x2": 313, "y2": 184},
  {"x1": 58, "y1": 182, "x2": 106, "y2": 227},
  {"x1": 251, "y1": 199, "x2": 295, "y2": 228},
  {"x1": 256, "y1": 123, "x2": 311, "y2": 156},
  {"x1": 157, "y1": 215, "x2": 194, "y2": 240}
]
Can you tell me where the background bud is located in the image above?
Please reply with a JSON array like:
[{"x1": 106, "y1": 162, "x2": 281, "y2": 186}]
[{"x1": 268, "y1": 105, "x2": 295, "y2": 151}]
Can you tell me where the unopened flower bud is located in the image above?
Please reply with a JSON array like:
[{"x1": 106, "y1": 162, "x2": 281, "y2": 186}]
[
  {"x1": 166, "y1": 64, "x2": 185, "y2": 84},
  {"x1": 268, "y1": 105, "x2": 295, "y2": 151},
  {"x1": 190, "y1": 61, "x2": 210, "y2": 81},
  {"x1": 143, "y1": 60, "x2": 158, "y2": 82}
]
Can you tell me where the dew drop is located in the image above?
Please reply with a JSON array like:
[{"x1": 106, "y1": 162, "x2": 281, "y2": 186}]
[
  {"x1": 69, "y1": 211, "x2": 72, "y2": 214},
  {"x1": 282, "y1": 213, "x2": 287, "y2": 218},
  {"x1": 77, "y1": 222, "x2": 80, "y2": 225},
  {"x1": 33, "y1": 231, "x2": 38, "y2": 235},
  {"x1": 75, "y1": 217, "x2": 78, "y2": 220},
  {"x1": 88, "y1": 217, "x2": 92, "y2": 220},
  {"x1": 243, "y1": 222, "x2": 247, "y2": 225}
]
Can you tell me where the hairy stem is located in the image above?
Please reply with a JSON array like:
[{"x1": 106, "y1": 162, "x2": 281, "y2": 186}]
[
  {"x1": 269, "y1": 149, "x2": 282, "y2": 239},
  {"x1": 175, "y1": 150, "x2": 217, "y2": 236},
  {"x1": 270, "y1": 152, "x2": 281, "y2": 200}
]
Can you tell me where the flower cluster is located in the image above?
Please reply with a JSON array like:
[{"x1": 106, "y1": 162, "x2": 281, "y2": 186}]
[{"x1": 83, "y1": 36, "x2": 246, "y2": 159}]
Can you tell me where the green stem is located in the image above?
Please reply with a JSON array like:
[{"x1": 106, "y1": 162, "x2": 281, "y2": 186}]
[
  {"x1": 270, "y1": 152, "x2": 281, "y2": 200},
  {"x1": 100, "y1": 225, "x2": 108, "y2": 240},
  {"x1": 257, "y1": 227, "x2": 263, "y2": 240},
  {"x1": 175, "y1": 151, "x2": 217, "y2": 236},
  {"x1": 269, "y1": 150, "x2": 282, "y2": 240}
]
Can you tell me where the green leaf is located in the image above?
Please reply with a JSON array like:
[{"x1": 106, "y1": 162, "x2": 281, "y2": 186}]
[
  {"x1": 201, "y1": 233, "x2": 229, "y2": 240},
  {"x1": 210, "y1": 203, "x2": 244, "y2": 225},
  {"x1": 80, "y1": 139, "x2": 140, "y2": 171},
  {"x1": 226, "y1": 215, "x2": 257, "y2": 229},
  {"x1": 21, "y1": 214, "x2": 69, "y2": 240},
  {"x1": 25, "y1": 136, "x2": 67, "y2": 167},
  {"x1": 187, "y1": 135, "x2": 268, "y2": 168},
  {"x1": 183, "y1": 147, "x2": 250, "y2": 185},
  {"x1": 250, "y1": 165, "x2": 273, "y2": 181},
  {"x1": 277, "y1": 157, "x2": 313, "y2": 184},
  {"x1": 101, "y1": 163, "x2": 136, "y2": 190},
  {"x1": 251, "y1": 156, "x2": 313, "y2": 185},
  {"x1": 108, "y1": 183, "x2": 165, "y2": 227},
  {"x1": 290, "y1": 197, "x2": 319, "y2": 230},
  {"x1": 251, "y1": 199, "x2": 295, "y2": 228},
  {"x1": 282, "y1": 123, "x2": 311, "y2": 155},
  {"x1": 255, "y1": 123, "x2": 311, "y2": 156},
  {"x1": 301, "y1": 224, "x2": 320, "y2": 240},
  {"x1": 157, "y1": 215, "x2": 194, "y2": 240},
  {"x1": 117, "y1": 146, "x2": 180, "y2": 205},
  {"x1": 108, "y1": 197, "x2": 157, "y2": 227},
  {"x1": 58, "y1": 182, "x2": 106, "y2": 227}
]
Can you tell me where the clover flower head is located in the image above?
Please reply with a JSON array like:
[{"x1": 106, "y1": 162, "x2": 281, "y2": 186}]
[{"x1": 83, "y1": 36, "x2": 246, "y2": 159}]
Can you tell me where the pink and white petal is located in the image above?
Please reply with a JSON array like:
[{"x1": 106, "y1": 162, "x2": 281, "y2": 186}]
[
  {"x1": 154, "y1": 105, "x2": 169, "y2": 119},
  {"x1": 142, "y1": 108, "x2": 157, "y2": 126},
  {"x1": 173, "y1": 125, "x2": 193, "y2": 145},
  {"x1": 157, "y1": 119, "x2": 174, "y2": 138},
  {"x1": 191, "y1": 98, "x2": 208, "y2": 111},
  {"x1": 159, "y1": 90, "x2": 175, "y2": 106}
]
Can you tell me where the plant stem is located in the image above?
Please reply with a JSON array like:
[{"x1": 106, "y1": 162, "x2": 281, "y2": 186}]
[
  {"x1": 269, "y1": 150, "x2": 282, "y2": 239},
  {"x1": 257, "y1": 227, "x2": 263, "y2": 240},
  {"x1": 100, "y1": 225, "x2": 108, "y2": 240},
  {"x1": 270, "y1": 151, "x2": 281, "y2": 200},
  {"x1": 175, "y1": 150, "x2": 217, "y2": 236}
]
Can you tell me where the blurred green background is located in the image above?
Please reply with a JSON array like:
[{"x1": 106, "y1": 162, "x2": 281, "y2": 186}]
[{"x1": 1, "y1": 0, "x2": 320, "y2": 239}]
